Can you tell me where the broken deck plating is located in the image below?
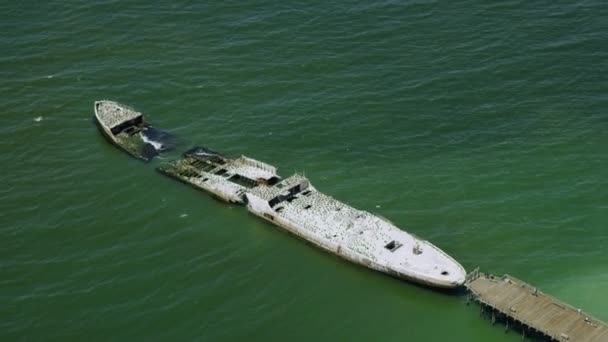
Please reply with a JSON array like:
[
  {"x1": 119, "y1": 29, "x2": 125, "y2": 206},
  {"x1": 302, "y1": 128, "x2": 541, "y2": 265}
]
[{"x1": 157, "y1": 149, "x2": 280, "y2": 203}]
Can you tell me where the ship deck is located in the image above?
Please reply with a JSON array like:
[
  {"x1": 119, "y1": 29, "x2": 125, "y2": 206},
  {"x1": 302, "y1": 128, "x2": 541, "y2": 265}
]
[
  {"x1": 247, "y1": 174, "x2": 465, "y2": 281},
  {"x1": 158, "y1": 154, "x2": 279, "y2": 202},
  {"x1": 95, "y1": 100, "x2": 142, "y2": 130}
]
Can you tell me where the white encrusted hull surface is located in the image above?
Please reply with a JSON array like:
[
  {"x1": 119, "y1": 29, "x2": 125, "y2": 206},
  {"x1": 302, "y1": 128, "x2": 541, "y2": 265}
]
[
  {"x1": 244, "y1": 174, "x2": 466, "y2": 289},
  {"x1": 248, "y1": 209, "x2": 462, "y2": 288},
  {"x1": 94, "y1": 100, "x2": 142, "y2": 130}
]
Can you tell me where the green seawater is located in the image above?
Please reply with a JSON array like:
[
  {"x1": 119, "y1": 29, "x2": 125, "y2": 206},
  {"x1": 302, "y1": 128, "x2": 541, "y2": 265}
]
[{"x1": 2, "y1": 1, "x2": 607, "y2": 340}]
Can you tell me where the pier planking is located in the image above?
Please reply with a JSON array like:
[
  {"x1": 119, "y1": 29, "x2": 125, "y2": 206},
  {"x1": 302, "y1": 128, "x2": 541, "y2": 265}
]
[{"x1": 466, "y1": 270, "x2": 608, "y2": 341}]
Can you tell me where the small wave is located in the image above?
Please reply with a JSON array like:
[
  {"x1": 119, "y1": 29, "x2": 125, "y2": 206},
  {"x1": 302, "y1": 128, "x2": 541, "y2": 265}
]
[
  {"x1": 139, "y1": 132, "x2": 164, "y2": 150},
  {"x1": 183, "y1": 146, "x2": 223, "y2": 157},
  {"x1": 139, "y1": 126, "x2": 177, "y2": 152}
]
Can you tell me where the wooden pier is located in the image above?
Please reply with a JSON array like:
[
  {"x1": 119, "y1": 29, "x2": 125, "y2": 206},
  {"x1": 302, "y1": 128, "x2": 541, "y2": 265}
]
[{"x1": 465, "y1": 269, "x2": 608, "y2": 341}]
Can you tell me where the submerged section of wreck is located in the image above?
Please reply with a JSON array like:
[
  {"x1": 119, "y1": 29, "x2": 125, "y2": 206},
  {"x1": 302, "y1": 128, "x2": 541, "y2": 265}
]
[
  {"x1": 245, "y1": 174, "x2": 467, "y2": 288},
  {"x1": 157, "y1": 146, "x2": 280, "y2": 203},
  {"x1": 94, "y1": 100, "x2": 173, "y2": 161}
]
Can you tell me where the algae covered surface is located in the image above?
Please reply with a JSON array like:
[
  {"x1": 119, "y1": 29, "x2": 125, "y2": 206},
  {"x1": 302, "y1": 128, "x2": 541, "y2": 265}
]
[{"x1": 115, "y1": 131, "x2": 145, "y2": 155}]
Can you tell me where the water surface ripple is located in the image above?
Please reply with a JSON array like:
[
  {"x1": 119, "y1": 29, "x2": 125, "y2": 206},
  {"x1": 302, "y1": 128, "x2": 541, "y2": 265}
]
[{"x1": 1, "y1": 0, "x2": 606, "y2": 341}]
